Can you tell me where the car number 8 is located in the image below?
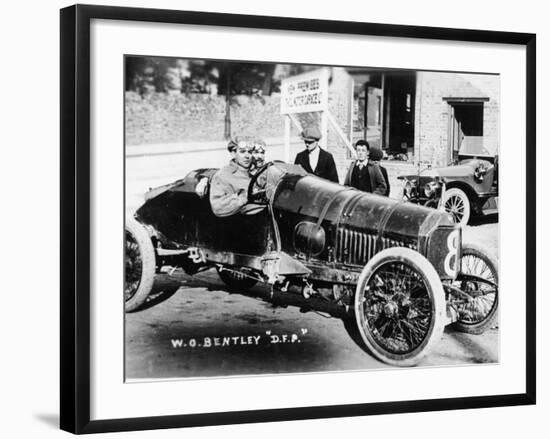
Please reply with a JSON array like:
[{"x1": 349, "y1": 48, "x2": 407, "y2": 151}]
[{"x1": 444, "y1": 230, "x2": 459, "y2": 277}]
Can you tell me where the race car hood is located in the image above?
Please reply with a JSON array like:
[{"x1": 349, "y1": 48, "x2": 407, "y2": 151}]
[{"x1": 273, "y1": 173, "x2": 452, "y2": 242}]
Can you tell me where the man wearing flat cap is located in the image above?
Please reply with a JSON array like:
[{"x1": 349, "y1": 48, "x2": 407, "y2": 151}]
[
  {"x1": 209, "y1": 137, "x2": 265, "y2": 217},
  {"x1": 294, "y1": 126, "x2": 339, "y2": 183}
]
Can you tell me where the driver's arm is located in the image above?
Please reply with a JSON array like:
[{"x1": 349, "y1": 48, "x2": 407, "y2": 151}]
[{"x1": 209, "y1": 172, "x2": 248, "y2": 217}]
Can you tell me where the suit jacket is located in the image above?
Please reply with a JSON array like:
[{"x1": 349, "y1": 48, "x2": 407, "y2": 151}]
[
  {"x1": 344, "y1": 160, "x2": 388, "y2": 196},
  {"x1": 294, "y1": 148, "x2": 339, "y2": 183},
  {"x1": 379, "y1": 165, "x2": 390, "y2": 196}
]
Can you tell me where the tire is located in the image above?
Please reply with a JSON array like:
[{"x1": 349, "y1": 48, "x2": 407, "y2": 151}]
[
  {"x1": 450, "y1": 243, "x2": 498, "y2": 334},
  {"x1": 342, "y1": 317, "x2": 367, "y2": 351},
  {"x1": 217, "y1": 267, "x2": 258, "y2": 291},
  {"x1": 125, "y1": 217, "x2": 156, "y2": 312},
  {"x1": 351, "y1": 247, "x2": 446, "y2": 367},
  {"x1": 443, "y1": 187, "x2": 471, "y2": 226}
]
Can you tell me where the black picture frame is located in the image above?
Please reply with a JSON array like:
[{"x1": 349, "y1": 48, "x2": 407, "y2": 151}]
[{"x1": 60, "y1": 4, "x2": 536, "y2": 434}]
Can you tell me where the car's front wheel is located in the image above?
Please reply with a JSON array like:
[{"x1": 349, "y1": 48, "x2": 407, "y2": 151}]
[
  {"x1": 348, "y1": 247, "x2": 446, "y2": 367},
  {"x1": 443, "y1": 187, "x2": 471, "y2": 225},
  {"x1": 125, "y1": 217, "x2": 156, "y2": 312}
]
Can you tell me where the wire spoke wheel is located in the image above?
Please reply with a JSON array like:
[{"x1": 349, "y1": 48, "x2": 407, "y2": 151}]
[
  {"x1": 443, "y1": 188, "x2": 470, "y2": 225},
  {"x1": 125, "y1": 218, "x2": 156, "y2": 312},
  {"x1": 451, "y1": 243, "x2": 498, "y2": 334},
  {"x1": 125, "y1": 230, "x2": 143, "y2": 301},
  {"x1": 363, "y1": 263, "x2": 432, "y2": 354},
  {"x1": 350, "y1": 247, "x2": 445, "y2": 367},
  {"x1": 446, "y1": 196, "x2": 464, "y2": 221}
]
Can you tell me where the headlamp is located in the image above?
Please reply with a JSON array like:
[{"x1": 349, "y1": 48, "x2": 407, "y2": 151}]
[
  {"x1": 424, "y1": 181, "x2": 439, "y2": 198},
  {"x1": 474, "y1": 164, "x2": 487, "y2": 182}
]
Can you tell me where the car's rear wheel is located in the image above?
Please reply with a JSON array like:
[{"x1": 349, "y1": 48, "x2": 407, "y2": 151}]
[
  {"x1": 450, "y1": 243, "x2": 498, "y2": 334},
  {"x1": 443, "y1": 187, "x2": 471, "y2": 225},
  {"x1": 125, "y1": 217, "x2": 156, "y2": 312},
  {"x1": 349, "y1": 247, "x2": 446, "y2": 367},
  {"x1": 217, "y1": 267, "x2": 258, "y2": 291}
]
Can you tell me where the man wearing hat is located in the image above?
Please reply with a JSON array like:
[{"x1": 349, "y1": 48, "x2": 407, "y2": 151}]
[
  {"x1": 209, "y1": 137, "x2": 265, "y2": 217},
  {"x1": 294, "y1": 126, "x2": 339, "y2": 183}
]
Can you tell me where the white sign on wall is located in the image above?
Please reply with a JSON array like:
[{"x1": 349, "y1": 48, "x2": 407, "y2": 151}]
[{"x1": 280, "y1": 68, "x2": 329, "y2": 114}]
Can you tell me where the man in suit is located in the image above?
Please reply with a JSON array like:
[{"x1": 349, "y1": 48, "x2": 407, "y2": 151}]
[
  {"x1": 344, "y1": 140, "x2": 387, "y2": 196},
  {"x1": 294, "y1": 126, "x2": 339, "y2": 183}
]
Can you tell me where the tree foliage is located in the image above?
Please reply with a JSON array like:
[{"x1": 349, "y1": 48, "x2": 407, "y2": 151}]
[
  {"x1": 125, "y1": 56, "x2": 320, "y2": 96},
  {"x1": 125, "y1": 56, "x2": 319, "y2": 139},
  {"x1": 125, "y1": 57, "x2": 289, "y2": 96}
]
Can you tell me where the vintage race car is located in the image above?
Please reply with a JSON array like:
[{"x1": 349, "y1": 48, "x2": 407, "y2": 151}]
[
  {"x1": 125, "y1": 161, "x2": 498, "y2": 366},
  {"x1": 398, "y1": 158, "x2": 498, "y2": 225}
]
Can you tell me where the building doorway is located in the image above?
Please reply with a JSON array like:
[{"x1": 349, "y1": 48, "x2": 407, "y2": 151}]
[
  {"x1": 349, "y1": 70, "x2": 416, "y2": 157},
  {"x1": 448, "y1": 101, "x2": 487, "y2": 163},
  {"x1": 382, "y1": 73, "x2": 416, "y2": 155}
]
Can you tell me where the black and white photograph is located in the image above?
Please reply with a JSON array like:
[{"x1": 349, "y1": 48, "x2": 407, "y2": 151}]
[
  {"x1": 124, "y1": 57, "x2": 500, "y2": 380},
  {"x1": 1, "y1": 0, "x2": 545, "y2": 435}
]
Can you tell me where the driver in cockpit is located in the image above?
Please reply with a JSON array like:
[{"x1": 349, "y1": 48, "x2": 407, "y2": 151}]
[{"x1": 209, "y1": 137, "x2": 266, "y2": 217}]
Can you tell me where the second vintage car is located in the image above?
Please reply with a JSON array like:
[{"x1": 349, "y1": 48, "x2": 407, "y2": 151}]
[
  {"x1": 398, "y1": 157, "x2": 498, "y2": 225},
  {"x1": 126, "y1": 161, "x2": 498, "y2": 367}
]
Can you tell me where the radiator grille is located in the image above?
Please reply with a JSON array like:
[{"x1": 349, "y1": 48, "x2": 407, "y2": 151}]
[{"x1": 335, "y1": 228, "x2": 417, "y2": 266}]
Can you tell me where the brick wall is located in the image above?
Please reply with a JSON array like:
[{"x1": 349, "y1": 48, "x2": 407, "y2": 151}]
[{"x1": 414, "y1": 72, "x2": 500, "y2": 167}]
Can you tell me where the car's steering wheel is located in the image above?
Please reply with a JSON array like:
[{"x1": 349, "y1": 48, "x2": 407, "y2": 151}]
[{"x1": 247, "y1": 161, "x2": 274, "y2": 203}]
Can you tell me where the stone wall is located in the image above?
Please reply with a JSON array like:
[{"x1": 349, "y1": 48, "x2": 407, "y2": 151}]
[{"x1": 125, "y1": 92, "x2": 289, "y2": 145}]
